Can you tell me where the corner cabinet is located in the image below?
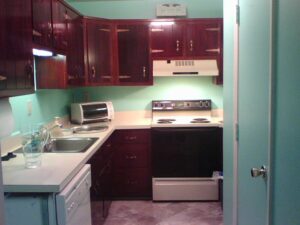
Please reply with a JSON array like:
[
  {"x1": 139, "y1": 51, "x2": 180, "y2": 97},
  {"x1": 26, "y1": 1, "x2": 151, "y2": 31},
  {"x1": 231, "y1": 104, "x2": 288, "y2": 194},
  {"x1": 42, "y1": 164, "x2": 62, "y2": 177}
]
[
  {"x1": 34, "y1": 0, "x2": 85, "y2": 89},
  {"x1": 0, "y1": 0, "x2": 34, "y2": 98},
  {"x1": 115, "y1": 22, "x2": 152, "y2": 85}
]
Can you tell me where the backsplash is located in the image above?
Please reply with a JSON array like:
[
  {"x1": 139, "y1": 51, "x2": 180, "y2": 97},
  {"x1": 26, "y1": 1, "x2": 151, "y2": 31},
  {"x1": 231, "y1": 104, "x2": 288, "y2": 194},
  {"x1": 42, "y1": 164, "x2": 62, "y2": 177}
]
[
  {"x1": 72, "y1": 77, "x2": 223, "y2": 111},
  {"x1": 5, "y1": 89, "x2": 72, "y2": 134}
]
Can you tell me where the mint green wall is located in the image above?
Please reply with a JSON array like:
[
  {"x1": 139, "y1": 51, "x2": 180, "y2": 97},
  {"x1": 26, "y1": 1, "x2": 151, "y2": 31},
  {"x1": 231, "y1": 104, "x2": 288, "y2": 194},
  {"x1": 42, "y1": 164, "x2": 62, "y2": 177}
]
[
  {"x1": 272, "y1": 1, "x2": 300, "y2": 224},
  {"x1": 67, "y1": 0, "x2": 223, "y2": 19},
  {"x1": 8, "y1": 90, "x2": 72, "y2": 133},
  {"x1": 74, "y1": 77, "x2": 223, "y2": 111}
]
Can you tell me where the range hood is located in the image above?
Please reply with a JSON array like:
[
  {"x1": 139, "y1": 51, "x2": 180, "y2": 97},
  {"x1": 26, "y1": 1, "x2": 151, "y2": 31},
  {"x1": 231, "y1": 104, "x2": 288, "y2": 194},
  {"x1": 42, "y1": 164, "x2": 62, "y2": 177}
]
[{"x1": 153, "y1": 59, "x2": 219, "y2": 77}]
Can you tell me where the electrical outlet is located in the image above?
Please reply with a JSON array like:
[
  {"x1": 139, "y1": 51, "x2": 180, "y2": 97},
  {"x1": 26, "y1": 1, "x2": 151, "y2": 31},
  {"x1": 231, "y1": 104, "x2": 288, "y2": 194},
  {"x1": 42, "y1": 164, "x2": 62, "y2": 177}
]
[{"x1": 27, "y1": 100, "x2": 32, "y2": 116}]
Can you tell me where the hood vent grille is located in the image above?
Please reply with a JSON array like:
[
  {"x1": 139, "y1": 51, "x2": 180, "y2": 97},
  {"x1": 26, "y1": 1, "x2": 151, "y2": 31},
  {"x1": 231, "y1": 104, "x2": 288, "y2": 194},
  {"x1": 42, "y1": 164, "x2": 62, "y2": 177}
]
[{"x1": 153, "y1": 59, "x2": 219, "y2": 77}]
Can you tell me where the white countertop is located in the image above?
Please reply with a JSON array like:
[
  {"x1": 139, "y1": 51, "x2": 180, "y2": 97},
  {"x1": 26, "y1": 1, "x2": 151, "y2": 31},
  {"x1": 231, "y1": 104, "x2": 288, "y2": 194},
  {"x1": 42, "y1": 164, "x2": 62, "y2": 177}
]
[
  {"x1": 2, "y1": 110, "x2": 221, "y2": 193},
  {"x1": 2, "y1": 112, "x2": 152, "y2": 193}
]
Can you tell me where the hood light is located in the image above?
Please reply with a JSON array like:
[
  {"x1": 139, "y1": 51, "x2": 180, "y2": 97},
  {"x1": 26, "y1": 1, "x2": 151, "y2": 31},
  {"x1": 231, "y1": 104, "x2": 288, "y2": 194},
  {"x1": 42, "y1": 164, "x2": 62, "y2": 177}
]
[{"x1": 32, "y1": 48, "x2": 53, "y2": 57}]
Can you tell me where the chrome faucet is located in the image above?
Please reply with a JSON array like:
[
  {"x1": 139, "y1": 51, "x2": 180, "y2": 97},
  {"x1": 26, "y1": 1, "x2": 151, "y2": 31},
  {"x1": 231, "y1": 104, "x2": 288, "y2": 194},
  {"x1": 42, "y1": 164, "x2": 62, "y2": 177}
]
[{"x1": 43, "y1": 117, "x2": 63, "y2": 151}]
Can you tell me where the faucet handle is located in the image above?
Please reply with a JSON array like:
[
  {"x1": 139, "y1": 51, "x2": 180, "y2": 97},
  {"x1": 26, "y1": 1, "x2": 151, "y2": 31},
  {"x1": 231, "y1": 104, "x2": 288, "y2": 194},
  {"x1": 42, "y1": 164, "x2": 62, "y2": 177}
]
[{"x1": 54, "y1": 116, "x2": 63, "y2": 128}]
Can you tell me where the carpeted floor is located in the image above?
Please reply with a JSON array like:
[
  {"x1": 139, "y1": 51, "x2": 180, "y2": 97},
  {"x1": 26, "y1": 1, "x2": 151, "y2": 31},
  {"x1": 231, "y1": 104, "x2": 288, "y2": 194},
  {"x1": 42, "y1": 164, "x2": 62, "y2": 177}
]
[{"x1": 92, "y1": 200, "x2": 223, "y2": 225}]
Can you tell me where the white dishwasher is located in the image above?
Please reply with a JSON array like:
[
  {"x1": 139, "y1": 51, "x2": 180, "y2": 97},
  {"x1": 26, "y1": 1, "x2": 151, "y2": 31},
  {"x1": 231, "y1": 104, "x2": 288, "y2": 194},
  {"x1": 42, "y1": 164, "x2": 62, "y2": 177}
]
[{"x1": 56, "y1": 164, "x2": 92, "y2": 225}]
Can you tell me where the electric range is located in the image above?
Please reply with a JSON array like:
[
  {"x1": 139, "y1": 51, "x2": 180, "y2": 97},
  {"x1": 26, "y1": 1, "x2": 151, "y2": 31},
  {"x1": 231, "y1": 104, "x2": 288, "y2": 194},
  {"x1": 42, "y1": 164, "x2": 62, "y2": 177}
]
[
  {"x1": 151, "y1": 100, "x2": 221, "y2": 128},
  {"x1": 151, "y1": 100, "x2": 223, "y2": 201}
]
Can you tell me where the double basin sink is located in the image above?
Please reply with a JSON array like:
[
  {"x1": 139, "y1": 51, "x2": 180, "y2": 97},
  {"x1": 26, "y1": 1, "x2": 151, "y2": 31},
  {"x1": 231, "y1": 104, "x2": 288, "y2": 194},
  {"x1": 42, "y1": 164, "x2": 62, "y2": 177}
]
[{"x1": 15, "y1": 137, "x2": 99, "y2": 153}]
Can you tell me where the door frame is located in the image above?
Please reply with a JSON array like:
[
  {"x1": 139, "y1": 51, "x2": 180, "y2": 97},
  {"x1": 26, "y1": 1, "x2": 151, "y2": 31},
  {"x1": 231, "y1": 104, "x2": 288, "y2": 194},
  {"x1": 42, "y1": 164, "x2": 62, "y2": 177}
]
[{"x1": 231, "y1": 0, "x2": 275, "y2": 224}]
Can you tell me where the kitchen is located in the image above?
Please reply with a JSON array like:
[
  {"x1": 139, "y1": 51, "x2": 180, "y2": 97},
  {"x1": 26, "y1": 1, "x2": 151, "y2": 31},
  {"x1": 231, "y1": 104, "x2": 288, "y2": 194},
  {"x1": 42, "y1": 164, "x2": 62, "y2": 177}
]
[{"x1": 1, "y1": 0, "x2": 300, "y2": 225}]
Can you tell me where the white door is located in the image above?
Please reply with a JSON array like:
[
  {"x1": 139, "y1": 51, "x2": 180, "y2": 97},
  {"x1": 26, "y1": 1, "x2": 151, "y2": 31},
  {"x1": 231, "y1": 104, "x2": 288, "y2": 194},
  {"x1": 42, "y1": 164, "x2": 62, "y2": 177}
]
[
  {"x1": 234, "y1": 0, "x2": 300, "y2": 224},
  {"x1": 237, "y1": 0, "x2": 273, "y2": 224}
]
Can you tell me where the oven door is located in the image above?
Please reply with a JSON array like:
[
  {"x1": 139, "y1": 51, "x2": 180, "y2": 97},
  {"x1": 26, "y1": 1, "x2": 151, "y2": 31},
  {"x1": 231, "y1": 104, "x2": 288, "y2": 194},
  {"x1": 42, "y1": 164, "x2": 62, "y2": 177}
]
[{"x1": 151, "y1": 127, "x2": 222, "y2": 178}]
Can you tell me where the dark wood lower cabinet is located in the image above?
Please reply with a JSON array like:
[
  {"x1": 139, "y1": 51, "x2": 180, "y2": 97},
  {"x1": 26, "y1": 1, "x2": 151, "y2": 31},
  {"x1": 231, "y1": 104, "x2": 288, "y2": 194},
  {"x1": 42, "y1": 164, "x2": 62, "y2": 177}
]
[
  {"x1": 113, "y1": 168, "x2": 151, "y2": 198},
  {"x1": 112, "y1": 129, "x2": 152, "y2": 199},
  {"x1": 89, "y1": 137, "x2": 114, "y2": 225},
  {"x1": 89, "y1": 129, "x2": 151, "y2": 224}
]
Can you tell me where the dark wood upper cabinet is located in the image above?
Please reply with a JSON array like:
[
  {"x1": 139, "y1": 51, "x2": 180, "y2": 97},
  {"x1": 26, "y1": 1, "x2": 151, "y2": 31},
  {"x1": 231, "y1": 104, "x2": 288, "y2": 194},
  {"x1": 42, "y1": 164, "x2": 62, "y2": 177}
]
[
  {"x1": 0, "y1": 0, "x2": 34, "y2": 98},
  {"x1": 186, "y1": 20, "x2": 222, "y2": 57},
  {"x1": 0, "y1": 0, "x2": 6, "y2": 92},
  {"x1": 150, "y1": 19, "x2": 222, "y2": 59},
  {"x1": 34, "y1": 0, "x2": 85, "y2": 88},
  {"x1": 32, "y1": 0, "x2": 53, "y2": 48},
  {"x1": 52, "y1": 0, "x2": 68, "y2": 52},
  {"x1": 116, "y1": 22, "x2": 151, "y2": 85},
  {"x1": 86, "y1": 19, "x2": 113, "y2": 85},
  {"x1": 66, "y1": 8, "x2": 85, "y2": 86}
]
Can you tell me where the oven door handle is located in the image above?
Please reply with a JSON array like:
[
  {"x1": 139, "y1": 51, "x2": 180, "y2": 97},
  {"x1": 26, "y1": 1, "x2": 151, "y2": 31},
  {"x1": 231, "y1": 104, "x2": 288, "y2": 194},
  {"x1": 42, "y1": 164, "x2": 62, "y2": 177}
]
[{"x1": 151, "y1": 127, "x2": 218, "y2": 133}]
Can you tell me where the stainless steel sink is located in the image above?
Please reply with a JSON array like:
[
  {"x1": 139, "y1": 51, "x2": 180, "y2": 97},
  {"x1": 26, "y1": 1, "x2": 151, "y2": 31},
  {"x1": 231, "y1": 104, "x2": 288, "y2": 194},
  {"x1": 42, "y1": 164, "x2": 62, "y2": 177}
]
[
  {"x1": 72, "y1": 125, "x2": 108, "y2": 134},
  {"x1": 14, "y1": 137, "x2": 98, "y2": 153},
  {"x1": 48, "y1": 137, "x2": 98, "y2": 153}
]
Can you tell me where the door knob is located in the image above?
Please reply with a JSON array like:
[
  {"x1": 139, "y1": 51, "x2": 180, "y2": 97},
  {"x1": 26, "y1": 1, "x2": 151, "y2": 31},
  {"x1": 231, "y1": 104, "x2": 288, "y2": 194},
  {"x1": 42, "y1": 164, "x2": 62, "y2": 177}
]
[{"x1": 251, "y1": 165, "x2": 267, "y2": 178}]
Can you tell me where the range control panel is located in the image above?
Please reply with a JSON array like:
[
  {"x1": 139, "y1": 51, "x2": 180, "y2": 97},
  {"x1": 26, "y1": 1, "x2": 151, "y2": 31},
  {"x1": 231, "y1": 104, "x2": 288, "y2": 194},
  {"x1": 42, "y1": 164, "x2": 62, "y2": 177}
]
[{"x1": 152, "y1": 100, "x2": 212, "y2": 111}]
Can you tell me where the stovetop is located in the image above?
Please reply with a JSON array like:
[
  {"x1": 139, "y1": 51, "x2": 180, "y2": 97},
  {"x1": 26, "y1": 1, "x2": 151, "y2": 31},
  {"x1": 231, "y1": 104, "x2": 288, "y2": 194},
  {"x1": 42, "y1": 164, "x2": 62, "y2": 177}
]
[{"x1": 151, "y1": 100, "x2": 222, "y2": 128}]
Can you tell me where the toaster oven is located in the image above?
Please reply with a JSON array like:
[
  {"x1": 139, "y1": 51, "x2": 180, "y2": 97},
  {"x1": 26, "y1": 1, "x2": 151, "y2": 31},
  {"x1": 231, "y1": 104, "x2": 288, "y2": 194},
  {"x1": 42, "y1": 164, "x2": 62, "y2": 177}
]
[{"x1": 71, "y1": 102, "x2": 114, "y2": 124}]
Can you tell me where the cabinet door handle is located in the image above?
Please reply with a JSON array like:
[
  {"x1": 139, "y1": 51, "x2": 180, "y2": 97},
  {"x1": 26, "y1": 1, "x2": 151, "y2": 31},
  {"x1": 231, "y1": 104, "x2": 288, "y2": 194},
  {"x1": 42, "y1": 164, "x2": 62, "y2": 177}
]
[
  {"x1": 205, "y1": 48, "x2": 220, "y2": 54},
  {"x1": 189, "y1": 40, "x2": 193, "y2": 52},
  {"x1": 176, "y1": 40, "x2": 180, "y2": 52},
  {"x1": 26, "y1": 61, "x2": 33, "y2": 79},
  {"x1": 91, "y1": 66, "x2": 96, "y2": 78},
  {"x1": 143, "y1": 67, "x2": 146, "y2": 78},
  {"x1": 0, "y1": 75, "x2": 7, "y2": 81},
  {"x1": 32, "y1": 29, "x2": 42, "y2": 37},
  {"x1": 117, "y1": 29, "x2": 130, "y2": 33},
  {"x1": 205, "y1": 27, "x2": 220, "y2": 32},
  {"x1": 151, "y1": 49, "x2": 164, "y2": 53}
]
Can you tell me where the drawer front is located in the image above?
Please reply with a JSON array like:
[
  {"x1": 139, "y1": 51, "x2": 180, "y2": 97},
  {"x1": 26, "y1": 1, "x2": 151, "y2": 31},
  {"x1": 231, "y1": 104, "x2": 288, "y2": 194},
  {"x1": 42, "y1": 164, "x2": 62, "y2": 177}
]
[
  {"x1": 114, "y1": 144, "x2": 149, "y2": 168},
  {"x1": 112, "y1": 168, "x2": 151, "y2": 197},
  {"x1": 114, "y1": 129, "x2": 150, "y2": 144}
]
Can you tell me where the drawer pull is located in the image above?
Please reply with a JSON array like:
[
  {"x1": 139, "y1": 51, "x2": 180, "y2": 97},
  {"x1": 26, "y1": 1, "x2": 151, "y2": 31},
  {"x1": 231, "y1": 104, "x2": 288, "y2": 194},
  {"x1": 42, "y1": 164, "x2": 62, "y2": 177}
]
[
  {"x1": 125, "y1": 136, "x2": 137, "y2": 141},
  {"x1": 127, "y1": 180, "x2": 138, "y2": 185},
  {"x1": 126, "y1": 155, "x2": 137, "y2": 160}
]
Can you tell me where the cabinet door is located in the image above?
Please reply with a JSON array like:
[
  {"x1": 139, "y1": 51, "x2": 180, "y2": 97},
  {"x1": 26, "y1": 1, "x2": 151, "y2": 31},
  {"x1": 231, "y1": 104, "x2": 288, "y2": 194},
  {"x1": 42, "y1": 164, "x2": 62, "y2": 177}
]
[
  {"x1": 86, "y1": 19, "x2": 113, "y2": 85},
  {"x1": 150, "y1": 21, "x2": 184, "y2": 58},
  {"x1": 112, "y1": 168, "x2": 151, "y2": 198},
  {"x1": 52, "y1": 0, "x2": 68, "y2": 52},
  {"x1": 116, "y1": 24, "x2": 151, "y2": 84},
  {"x1": 32, "y1": 0, "x2": 53, "y2": 48},
  {"x1": 186, "y1": 20, "x2": 222, "y2": 57},
  {"x1": 0, "y1": 0, "x2": 34, "y2": 98},
  {"x1": 35, "y1": 55, "x2": 67, "y2": 89},
  {"x1": 66, "y1": 9, "x2": 85, "y2": 86}
]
